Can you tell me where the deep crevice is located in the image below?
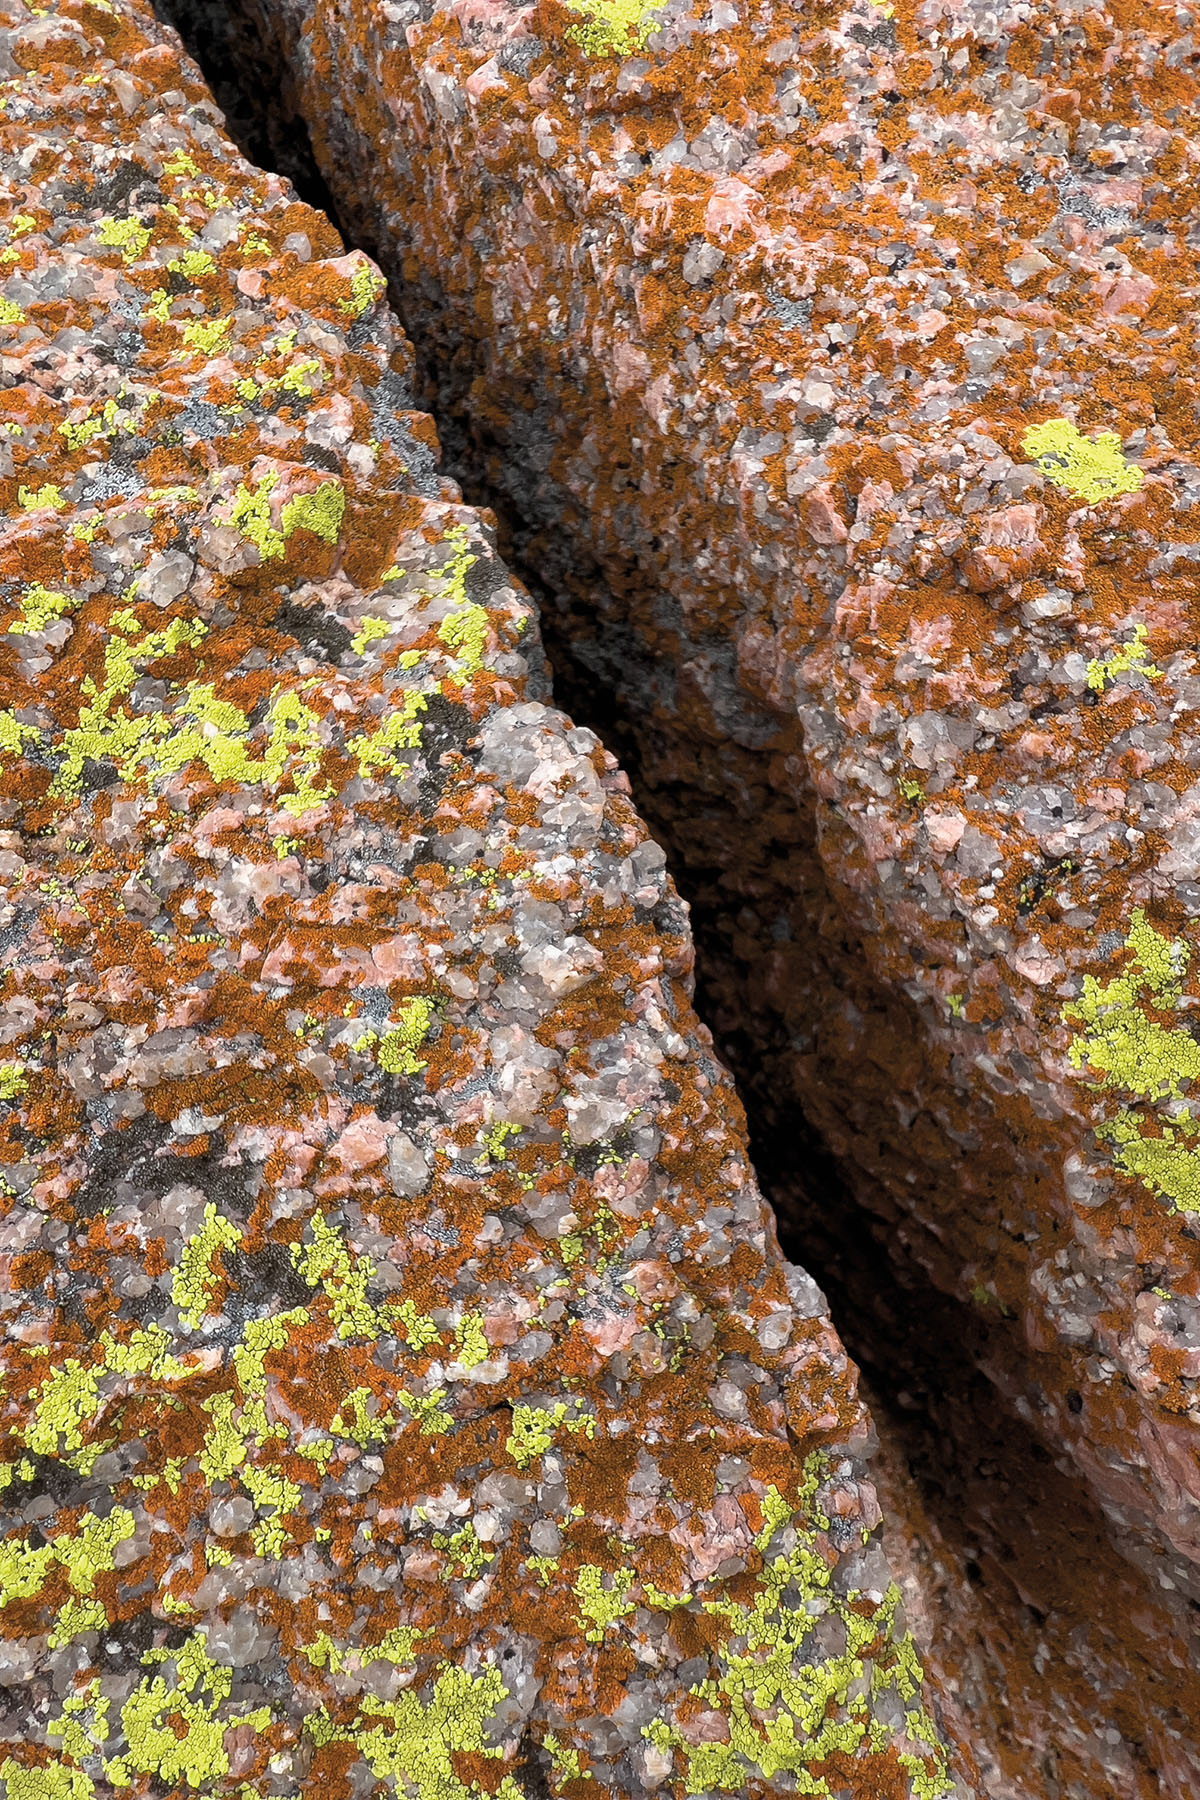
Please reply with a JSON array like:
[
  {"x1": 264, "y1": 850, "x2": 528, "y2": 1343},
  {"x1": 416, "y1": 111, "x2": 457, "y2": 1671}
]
[{"x1": 148, "y1": 5, "x2": 1200, "y2": 1791}]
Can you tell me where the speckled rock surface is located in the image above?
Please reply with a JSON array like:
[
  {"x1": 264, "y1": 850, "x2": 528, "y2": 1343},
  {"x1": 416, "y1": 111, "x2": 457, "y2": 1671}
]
[
  {"x1": 214, "y1": 0, "x2": 1200, "y2": 1621},
  {"x1": 0, "y1": 3, "x2": 967, "y2": 1797},
  {"x1": 811, "y1": 1214, "x2": 1200, "y2": 1800}
]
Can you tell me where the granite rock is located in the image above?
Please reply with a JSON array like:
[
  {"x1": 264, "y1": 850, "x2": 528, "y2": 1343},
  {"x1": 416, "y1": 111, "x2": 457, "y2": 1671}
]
[
  {"x1": 0, "y1": 4, "x2": 964, "y2": 1799},
  {"x1": 226, "y1": 0, "x2": 1200, "y2": 1635}
]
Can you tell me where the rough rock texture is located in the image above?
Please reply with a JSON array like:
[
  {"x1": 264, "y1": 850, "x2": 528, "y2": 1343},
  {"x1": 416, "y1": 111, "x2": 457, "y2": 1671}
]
[
  {"x1": 809, "y1": 1204, "x2": 1200, "y2": 1800},
  {"x1": 0, "y1": 3, "x2": 967, "y2": 1798},
  {"x1": 210, "y1": 0, "x2": 1200, "y2": 1666}
]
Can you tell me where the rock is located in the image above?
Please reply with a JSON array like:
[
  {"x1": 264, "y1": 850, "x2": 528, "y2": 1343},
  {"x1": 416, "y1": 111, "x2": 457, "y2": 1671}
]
[
  {"x1": 0, "y1": 4, "x2": 964, "y2": 1799},
  {"x1": 222, "y1": 0, "x2": 1200, "y2": 1665}
]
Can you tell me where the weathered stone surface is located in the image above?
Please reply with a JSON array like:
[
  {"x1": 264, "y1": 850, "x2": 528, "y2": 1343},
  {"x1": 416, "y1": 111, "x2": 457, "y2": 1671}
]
[
  {"x1": 223, "y1": 0, "x2": 1200, "y2": 1633},
  {"x1": 814, "y1": 1219, "x2": 1200, "y2": 1800},
  {"x1": 0, "y1": 3, "x2": 965, "y2": 1797}
]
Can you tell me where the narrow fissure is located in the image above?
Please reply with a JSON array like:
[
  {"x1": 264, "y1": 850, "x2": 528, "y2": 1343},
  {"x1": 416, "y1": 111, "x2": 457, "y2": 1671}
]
[{"x1": 151, "y1": 5, "x2": 1200, "y2": 1791}]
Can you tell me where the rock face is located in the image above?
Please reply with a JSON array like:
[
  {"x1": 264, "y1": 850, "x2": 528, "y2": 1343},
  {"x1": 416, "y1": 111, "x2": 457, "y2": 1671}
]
[
  {"x1": 0, "y1": 3, "x2": 965, "y2": 1798},
  {"x1": 218, "y1": 0, "x2": 1200, "y2": 1646},
  {"x1": 820, "y1": 1218, "x2": 1200, "y2": 1800}
]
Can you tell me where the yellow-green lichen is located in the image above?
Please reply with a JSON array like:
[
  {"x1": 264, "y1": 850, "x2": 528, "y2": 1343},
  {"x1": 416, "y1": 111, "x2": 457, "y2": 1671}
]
[
  {"x1": 58, "y1": 415, "x2": 109, "y2": 451},
  {"x1": 17, "y1": 483, "x2": 66, "y2": 510},
  {"x1": 8, "y1": 583, "x2": 80, "y2": 634},
  {"x1": 506, "y1": 1402, "x2": 596, "y2": 1469},
  {"x1": 0, "y1": 1761, "x2": 94, "y2": 1800},
  {"x1": 542, "y1": 1734, "x2": 590, "y2": 1785},
  {"x1": 94, "y1": 215, "x2": 152, "y2": 265},
  {"x1": 390, "y1": 1296, "x2": 441, "y2": 1351},
  {"x1": 173, "y1": 1204, "x2": 242, "y2": 1329},
  {"x1": 330, "y1": 1386, "x2": 396, "y2": 1449},
  {"x1": 1086, "y1": 621, "x2": 1163, "y2": 693},
  {"x1": 48, "y1": 1596, "x2": 109, "y2": 1649},
  {"x1": 574, "y1": 1564, "x2": 636, "y2": 1642},
  {"x1": 640, "y1": 1461, "x2": 954, "y2": 1797},
  {"x1": 1064, "y1": 909, "x2": 1200, "y2": 1214},
  {"x1": 290, "y1": 1212, "x2": 383, "y2": 1341},
  {"x1": 158, "y1": 201, "x2": 197, "y2": 245},
  {"x1": 168, "y1": 249, "x2": 217, "y2": 279},
  {"x1": 180, "y1": 317, "x2": 232, "y2": 357},
  {"x1": 49, "y1": 1507, "x2": 136, "y2": 1594},
  {"x1": 305, "y1": 1662, "x2": 518, "y2": 1800},
  {"x1": 224, "y1": 470, "x2": 345, "y2": 562},
  {"x1": 378, "y1": 997, "x2": 434, "y2": 1074},
  {"x1": 452, "y1": 1313, "x2": 490, "y2": 1370},
  {"x1": 197, "y1": 1389, "x2": 247, "y2": 1484},
  {"x1": 642, "y1": 1581, "x2": 693, "y2": 1609},
  {"x1": 351, "y1": 616, "x2": 392, "y2": 655},
  {"x1": 288, "y1": 1214, "x2": 448, "y2": 1360},
  {"x1": 339, "y1": 262, "x2": 387, "y2": 319},
  {"x1": 27, "y1": 1360, "x2": 102, "y2": 1459},
  {"x1": 433, "y1": 1521, "x2": 496, "y2": 1581},
  {"x1": 1022, "y1": 417, "x2": 1145, "y2": 505},
  {"x1": 431, "y1": 524, "x2": 491, "y2": 679},
  {"x1": 560, "y1": 0, "x2": 666, "y2": 56},
  {"x1": 103, "y1": 1631, "x2": 274, "y2": 1791},
  {"x1": 478, "y1": 1121, "x2": 521, "y2": 1164},
  {"x1": 49, "y1": 612, "x2": 335, "y2": 817},
  {"x1": 100, "y1": 1322, "x2": 207, "y2": 1384},
  {"x1": 48, "y1": 1680, "x2": 111, "y2": 1763},
  {"x1": 1065, "y1": 909, "x2": 1200, "y2": 1101},
  {"x1": 301, "y1": 1625, "x2": 421, "y2": 1674},
  {"x1": 282, "y1": 480, "x2": 346, "y2": 547},
  {"x1": 296, "y1": 1436, "x2": 336, "y2": 1473},
  {"x1": 241, "y1": 1461, "x2": 304, "y2": 1557},
  {"x1": 349, "y1": 688, "x2": 429, "y2": 780},
  {"x1": 0, "y1": 1059, "x2": 29, "y2": 1099},
  {"x1": 438, "y1": 602, "x2": 490, "y2": 679},
  {"x1": 397, "y1": 1388, "x2": 454, "y2": 1436},
  {"x1": 277, "y1": 358, "x2": 323, "y2": 398},
  {"x1": 0, "y1": 1533, "x2": 56, "y2": 1607}
]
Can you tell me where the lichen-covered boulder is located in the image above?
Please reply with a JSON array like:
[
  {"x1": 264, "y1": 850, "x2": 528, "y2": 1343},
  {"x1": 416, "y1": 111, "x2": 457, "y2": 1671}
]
[
  {"x1": 0, "y1": 3, "x2": 965, "y2": 1797},
  {"x1": 220, "y1": 0, "x2": 1200, "y2": 1615}
]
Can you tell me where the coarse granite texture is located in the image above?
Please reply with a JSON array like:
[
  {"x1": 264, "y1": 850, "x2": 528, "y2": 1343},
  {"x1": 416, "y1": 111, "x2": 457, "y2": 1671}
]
[
  {"x1": 815, "y1": 1205, "x2": 1200, "y2": 1800},
  {"x1": 212, "y1": 0, "x2": 1200, "y2": 1635},
  {"x1": 0, "y1": 3, "x2": 967, "y2": 1798}
]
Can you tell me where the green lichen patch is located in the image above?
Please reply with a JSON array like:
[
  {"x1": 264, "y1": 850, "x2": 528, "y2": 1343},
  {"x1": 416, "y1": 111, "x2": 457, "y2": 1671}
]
[
  {"x1": 172, "y1": 1204, "x2": 242, "y2": 1329},
  {"x1": 1064, "y1": 909, "x2": 1200, "y2": 1213},
  {"x1": 305, "y1": 1662, "x2": 522, "y2": 1800},
  {"x1": 338, "y1": 259, "x2": 388, "y2": 319},
  {"x1": 559, "y1": 0, "x2": 666, "y2": 57},
  {"x1": 573, "y1": 1563, "x2": 636, "y2": 1641},
  {"x1": 104, "y1": 1632, "x2": 274, "y2": 1790},
  {"x1": 506, "y1": 1401, "x2": 597, "y2": 1469},
  {"x1": 1086, "y1": 621, "x2": 1163, "y2": 693},
  {"x1": 7, "y1": 583, "x2": 81, "y2": 634},
  {"x1": 1021, "y1": 417, "x2": 1145, "y2": 504},
  {"x1": 42, "y1": 608, "x2": 335, "y2": 817},
  {"x1": 223, "y1": 468, "x2": 345, "y2": 562},
  {"x1": 640, "y1": 1464, "x2": 954, "y2": 1797},
  {"x1": 1065, "y1": 910, "x2": 1199, "y2": 1102}
]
